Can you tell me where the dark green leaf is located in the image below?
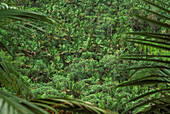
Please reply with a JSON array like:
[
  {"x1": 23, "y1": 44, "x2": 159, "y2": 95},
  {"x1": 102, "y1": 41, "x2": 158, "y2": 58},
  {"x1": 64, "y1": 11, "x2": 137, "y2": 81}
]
[
  {"x1": 132, "y1": 13, "x2": 170, "y2": 28},
  {"x1": 128, "y1": 89, "x2": 170, "y2": 102},
  {"x1": 128, "y1": 40, "x2": 170, "y2": 50},
  {"x1": 128, "y1": 38, "x2": 170, "y2": 46},
  {"x1": 117, "y1": 79, "x2": 170, "y2": 87},
  {"x1": 126, "y1": 32, "x2": 170, "y2": 41},
  {"x1": 120, "y1": 57, "x2": 170, "y2": 65},
  {"x1": 123, "y1": 98, "x2": 162, "y2": 114},
  {"x1": 142, "y1": 0, "x2": 170, "y2": 13}
]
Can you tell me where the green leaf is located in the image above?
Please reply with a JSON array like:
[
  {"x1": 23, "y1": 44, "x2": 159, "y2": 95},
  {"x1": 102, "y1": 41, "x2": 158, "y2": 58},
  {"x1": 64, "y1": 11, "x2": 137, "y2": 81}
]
[
  {"x1": 0, "y1": 42, "x2": 16, "y2": 60},
  {"x1": 121, "y1": 55, "x2": 170, "y2": 58},
  {"x1": 145, "y1": 104, "x2": 170, "y2": 114},
  {"x1": 128, "y1": 38, "x2": 170, "y2": 47},
  {"x1": 142, "y1": 0, "x2": 170, "y2": 13},
  {"x1": 128, "y1": 88, "x2": 170, "y2": 102},
  {"x1": 0, "y1": 91, "x2": 47, "y2": 114},
  {"x1": 117, "y1": 79, "x2": 170, "y2": 87},
  {"x1": 122, "y1": 98, "x2": 161, "y2": 114},
  {"x1": 119, "y1": 0, "x2": 170, "y2": 113},
  {"x1": 126, "y1": 32, "x2": 170, "y2": 41},
  {"x1": 120, "y1": 57, "x2": 170, "y2": 65},
  {"x1": 132, "y1": 13, "x2": 170, "y2": 28},
  {"x1": 124, "y1": 66, "x2": 170, "y2": 71},
  {"x1": 140, "y1": 7, "x2": 170, "y2": 20},
  {"x1": 30, "y1": 98, "x2": 110, "y2": 114},
  {"x1": 0, "y1": 56, "x2": 8, "y2": 72},
  {"x1": 128, "y1": 40, "x2": 170, "y2": 50}
]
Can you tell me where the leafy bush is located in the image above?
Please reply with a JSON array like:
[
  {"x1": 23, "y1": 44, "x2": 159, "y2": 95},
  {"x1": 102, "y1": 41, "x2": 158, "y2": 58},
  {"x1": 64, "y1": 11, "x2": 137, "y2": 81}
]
[
  {"x1": 1, "y1": 0, "x2": 169, "y2": 113},
  {"x1": 0, "y1": 3, "x2": 109, "y2": 114}
]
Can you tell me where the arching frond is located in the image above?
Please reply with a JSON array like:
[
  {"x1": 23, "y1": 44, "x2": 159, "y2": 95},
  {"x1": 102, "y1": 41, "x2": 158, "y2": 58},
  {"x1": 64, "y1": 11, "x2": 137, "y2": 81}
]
[{"x1": 117, "y1": 0, "x2": 170, "y2": 113}]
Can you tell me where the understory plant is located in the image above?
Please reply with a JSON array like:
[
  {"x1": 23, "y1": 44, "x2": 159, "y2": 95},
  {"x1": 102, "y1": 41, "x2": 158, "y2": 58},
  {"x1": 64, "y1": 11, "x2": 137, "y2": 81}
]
[
  {"x1": 1, "y1": 0, "x2": 169, "y2": 113},
  {"x1": 0, "y1": 3, "x2": 109, "y2": 114}
]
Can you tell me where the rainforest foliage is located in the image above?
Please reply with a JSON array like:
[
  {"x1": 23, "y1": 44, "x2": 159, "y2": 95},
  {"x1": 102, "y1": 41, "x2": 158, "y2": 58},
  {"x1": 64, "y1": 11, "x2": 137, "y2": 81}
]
[{"x1": 0, "y1": 0, "x2": 169, "y2": 113}]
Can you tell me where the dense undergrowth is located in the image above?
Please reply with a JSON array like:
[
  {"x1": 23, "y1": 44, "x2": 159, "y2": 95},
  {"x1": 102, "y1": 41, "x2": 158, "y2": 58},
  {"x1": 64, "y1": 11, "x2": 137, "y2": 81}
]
[{"x1": 1, "y1": 0, "x2": 169, "y2": 113}]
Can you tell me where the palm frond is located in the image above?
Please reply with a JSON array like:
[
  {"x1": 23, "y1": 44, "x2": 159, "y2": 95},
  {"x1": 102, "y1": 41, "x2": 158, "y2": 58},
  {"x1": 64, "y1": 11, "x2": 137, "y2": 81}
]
[
  {"x1": 117, "y1": 79, "x2": 169, "y2": 87},
  {"x1": 142, "y1": 0, "x2": 170, "y2": 13},
  {"x1": 119, "y1": 57, "x2": 170, "y2": 64},
  {"x1": 155, "y1": 0, "x2": 170, "y2": 6},
  {"x1": 0, "y1": 90, "x2": 110, "y2": 114},
  {"x1": 122, "y1": 97, "x2": 168, "y2": 114},
  {"x1": 0, "y1": 2, "x2": 57, "y2": 99},
  {"x1": 140, "y1": 7, "x2": 170, "y2": 20},
  {"x1": 0, "y1": 90, "x2": 48, "y2": 114},
  {"x1": 127, "y1": 39, "x2": 170, "y2": 50},
  {"x1": 127, "y1": 38, "x2": 170, "y2": 47},
  {"x1": 30, "y1": 98, "x2": 110, "y2": 114},
  {"x1": 121, "y1": 55, "x2": 170, "y2": 58},
  {"x1": 145, "y1": 104, "x2": 170, "y2": 114},
  {"x1": 0, "y1": 56, "x2": 8, "y2": 72},
  {"x1": 0, "y1": 42, "x2": 15, "y2": 61},
  {"x1": 132, "y1": 13, "x2": 170, "y2": 28},
  {"x1": 123, "y1": 66, "x2": 170, "y2": 71},
  {"x1": 0, "y1": 3, "x2": 55, "y2": 24},
  {"x1": 0, "y1": 2, "x2": 56, "y2": 65},
  {"x1": 126, "y1": 32, "x2": 170, "y2": 41},
  {"x1": 117, "y1": 0, "x2": 170, "y2": 113},
  {"x1": 128, "y1": 88, "x2": 170, "y2": 103}
]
